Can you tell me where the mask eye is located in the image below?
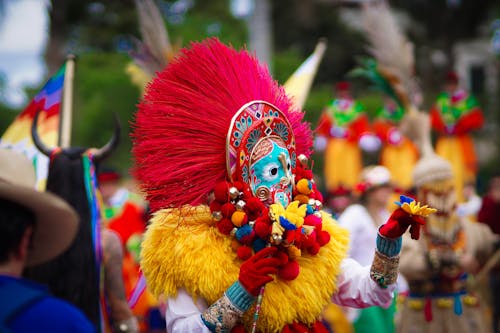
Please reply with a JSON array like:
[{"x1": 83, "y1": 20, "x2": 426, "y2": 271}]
[
  {"x1": 262, "y1": 162, "x2": 280, "y2": 182},
  {"x1": 287, "y1": 162, "x2": 291, "y2": 170}
]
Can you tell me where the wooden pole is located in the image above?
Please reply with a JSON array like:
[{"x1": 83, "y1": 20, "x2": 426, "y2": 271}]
[{"x1": 59, "y1": 54, "x2": 76, "y2": 148}]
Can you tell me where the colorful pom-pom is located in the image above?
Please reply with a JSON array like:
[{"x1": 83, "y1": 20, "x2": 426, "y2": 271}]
[
  {"x1": 307, "y1": 242, "x2": 320, "y2": 255},
  {"x1": 213, "y1": 181, "x2": 230, "y2": 203},
  {"x1": 287, "y1": 245, "x2": 301, "y2": 259},
  {"x1": 275, "y1": 250, "x2": 289, "y2": 265},
  {"x1": 252, "y1": 238, "x2": 267, "y2": 253},
  {"x1": 304, "y1": 214, "x2": 322, "y2": 228},
  {"x1": 209, "y1": 200, "x2": 222, "y2": 213},
  {"x1": 278, "y1": 260, "x2": 300, "y2": 280},
  {"x1": 217, "y1": 218, "x2": 234, "y2": 235},
  {"x1": 231, "y1": 210, "x2": 248, "y2": 227},
  {"x1": 233, "y1": 181, "x2": 246, "y2": 192},
  {"x1": 254, "y1": 220, "x2": 271, "y2": 239},
  {"x1": 221, "y1": 203, "x2": 236, "y2": 218},
  {"x1": 294, "y1": 194, "x2": 310, "y2": 205},
  {"x1": 235, "y1": 224, "x2": 253, "y2": 241},
  {"x1": 317, "y1": 230, "x2": 331, "y2": 246},
  {"x1": 246, "y1": 197, "x2": 265, "y2": 213},
  {"x1": 237, "y1": 245, "x2": 253, "y2": 260},
  {"x1": 296, "y1": 179, "x2": 312, "y2": 195}
]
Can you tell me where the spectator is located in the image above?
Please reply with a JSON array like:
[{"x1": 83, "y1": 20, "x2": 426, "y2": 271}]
[{"x1": 0, "y1": 148, "x2": 95, "y2": 332}]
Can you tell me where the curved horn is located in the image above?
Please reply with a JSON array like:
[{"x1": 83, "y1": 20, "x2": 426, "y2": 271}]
[
  {"x1": 31, "y1": 109, "x2": 53, "y2": 156},
  {"x1": 93, "y1": 113, "x2": 121, "y2": 162}
]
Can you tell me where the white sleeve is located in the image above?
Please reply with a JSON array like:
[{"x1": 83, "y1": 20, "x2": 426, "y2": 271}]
[
  {"x1": 331, "y1": 258, "x2": 395, "y2": 308},
  {"x1": 165, "y1": 288, "x2": 211, "y2": 333}
]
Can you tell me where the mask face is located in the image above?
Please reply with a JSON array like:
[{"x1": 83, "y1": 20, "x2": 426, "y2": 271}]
[{"x1": 249, "y1": 138, "x2": 292, "y2": 207}]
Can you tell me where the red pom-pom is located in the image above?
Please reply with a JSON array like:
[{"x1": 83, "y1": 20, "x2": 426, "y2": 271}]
[
  {"x1": 214, "y1": 181, "x2": 230, "y2": 203},
  {"x1": 246, "y1": 197, "x2": 265, "y2": 213},
  {"x1": 217, "y1": 218, "x2": 234, "y2": 235},
  {"x1": 231, "y1": 324, "x2": 246, "y2": 333},
  {"x1": 221, "y1": 203, "x2": 236, "y2": 218},
  {"x1": 276, "y1": 250, "x2": 289, "y2": 266},
  {"x1": 304, "y1": 214, "x2": 321, "y2": 227},
  {"x1": 317, "y1": 230, "x2": 331, "y2": 246},
  {"x1": 209, "y1": 200, "x2": 222, "y2": 213},
  {"x1": 307, "y1": 242, "x2": 320, "y2": 255},
  {"x1": 254, "y1": 220, "x2": 271, "y2": 239},
  {"x1": 237, "y1": 245, "x2": 253, "y2": 260},
  {"x1": 233, "y1": 181, "x2": 246, "y2": 192},
  {"x1": 278, "y1": 260, "x2": 300, "y2": 280},
  {"x1": 303, "y1": 170, "x2": 313, "y2": 179}
]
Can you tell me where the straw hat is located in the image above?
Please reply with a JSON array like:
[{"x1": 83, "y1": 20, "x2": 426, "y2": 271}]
[{"x1": 0, "y1": 149, "x2": 79, "y2": 266}]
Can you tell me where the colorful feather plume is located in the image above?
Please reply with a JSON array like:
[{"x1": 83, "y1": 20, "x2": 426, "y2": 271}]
[
  {"x1": 132, "y1": 38, "x2": 313, "y2": 212},
  {"x1": 130, "y1": 0, "x2": 177, "y2": 77},
  {"x1": 356, "y1": 1, "x2": 420, "y2": 109}
]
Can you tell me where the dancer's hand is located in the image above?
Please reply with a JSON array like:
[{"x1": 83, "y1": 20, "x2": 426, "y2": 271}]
[{"x1": 239, "y1": 246, "x2": 280, "y2": 296}]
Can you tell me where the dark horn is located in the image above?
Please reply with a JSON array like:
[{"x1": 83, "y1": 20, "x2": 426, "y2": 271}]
[
  {"x1": 93, "y1": 113, "x2": 121, "y2": 162},
  {"x1": 31, "y1": 109, "x2": 53, "y2": 156}
]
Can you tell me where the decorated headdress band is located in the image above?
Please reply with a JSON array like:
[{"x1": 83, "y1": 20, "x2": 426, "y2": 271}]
[{"x1": 227, "y1": 100, "x2": 296, "y2": 184}]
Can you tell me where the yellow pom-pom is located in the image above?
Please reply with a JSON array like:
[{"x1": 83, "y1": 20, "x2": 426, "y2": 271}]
[
  {"x1": 294, "y1": 194, "x2": 310, "y2": 204},
  {"x1": 287, "y1": 245, "x2": 302, "y2": 259},
  {"x1": 231, "y1": 211, "x2": 247, "y2": 227},
  {"x1": 296, "y1": 179, "x2": 312, "y2": 195}
]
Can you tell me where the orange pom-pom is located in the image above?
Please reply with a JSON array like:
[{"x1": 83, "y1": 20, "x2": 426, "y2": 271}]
[
  {"x1": 231, "y1": 239, "x2": 241, "y2": 252},
  {"x1": 278, "y1": 260, "x2": 300, "y2": 280},
  {"x1": 296, "y1": 179, "x2": 312, "y2": 195},
  {"x1": 214, "y1": 181, "x2": 230, "y2": 203},
  {"x1": 221, "y1": 203, "x2": 236, "y2": 218},
  {"x1": 231, "y1": 211, "x2": 248, "y2": 227},
  {"x1": 237, "y1": 245, "x2": 253, "y2": 260},
  {"x1": 294, "y1": 194, "x2": 310, "y2": 204}
]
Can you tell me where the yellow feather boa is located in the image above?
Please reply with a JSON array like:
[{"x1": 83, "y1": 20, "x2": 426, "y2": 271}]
[{"x1": 141, "y1": 205, "x2": 349, "y2": 332}]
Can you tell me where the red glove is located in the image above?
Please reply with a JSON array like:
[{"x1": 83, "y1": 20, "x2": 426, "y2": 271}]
[
  {"x1": 239, "y1": 246, "x2": 281, "y2": 296},
  {"x1": 379, "y1": 208, "x2": 426, "y2": 240}
]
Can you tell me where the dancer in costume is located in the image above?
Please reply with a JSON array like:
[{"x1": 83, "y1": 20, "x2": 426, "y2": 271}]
[
  {"x1": 315, "y1": 81, "x2": 380, "y2": 193},
  {"x1": 133, "y1": 39, "x2": 435, "y2": 333},
  {"x1": 372, "y1": 97, "x2": 418, "y2": 191},
  {"x1": 430, "y1": 71, "x2": 484, "y2": 202},
  {"x1": 397, "y1": 111, "x2": 497, "y2": 333}
]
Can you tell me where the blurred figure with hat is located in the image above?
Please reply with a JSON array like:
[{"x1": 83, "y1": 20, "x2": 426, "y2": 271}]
[
  {"x1": 0, "y1": 149, "x2": 95, "y2": 332},
  {"x1": 316, "y1": 81, "x2": 381, "y2": 195},
  {"x1": 337, "y1": 165, "x2": 404, "y2": 333},
  {"x1": 325, "y1": 184, "x2": 353, "y2": 219},
  {"x1": 429, "y1": 71, "x2": 484, "y2": 203}
]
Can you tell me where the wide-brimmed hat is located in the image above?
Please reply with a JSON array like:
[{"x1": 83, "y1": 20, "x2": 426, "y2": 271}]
[{"x1": 0, "y1": 149, "x2": 79, "y2": 266}]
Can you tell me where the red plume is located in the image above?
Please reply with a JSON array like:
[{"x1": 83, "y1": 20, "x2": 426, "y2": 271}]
[{"x1": 132, "y1": 38, "x2": 312, "y2": 211}]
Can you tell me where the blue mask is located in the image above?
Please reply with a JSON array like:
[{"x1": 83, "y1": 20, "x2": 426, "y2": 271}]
[{"x1": 250, "y1": 139, "x2": 292, "y2": 207}]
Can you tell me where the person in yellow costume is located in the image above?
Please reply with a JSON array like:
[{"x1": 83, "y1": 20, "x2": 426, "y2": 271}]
[
  {"x1": 430, "y1": 71, "x2": 484, "y2": 202},
  {"x1": 315, "y1": 81, "x2": 381, "y2": 193},
  {"x1": 132, "y1": 39, "x2": 435, "y2": 333}
]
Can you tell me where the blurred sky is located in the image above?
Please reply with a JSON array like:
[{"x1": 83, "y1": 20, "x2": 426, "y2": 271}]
[{"x1": 0, "y1": 0, "x2": 48, "y2": 107}]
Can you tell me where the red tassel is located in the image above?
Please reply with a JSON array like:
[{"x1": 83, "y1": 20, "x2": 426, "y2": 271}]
[{"x1": 424, "y1": 297, "x2": 433, "y2": 322}]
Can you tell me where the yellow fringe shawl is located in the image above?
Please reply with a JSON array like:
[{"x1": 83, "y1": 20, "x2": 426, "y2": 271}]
[{"x1": 141, "y1": 205, "x2": 349, "y2": 332}]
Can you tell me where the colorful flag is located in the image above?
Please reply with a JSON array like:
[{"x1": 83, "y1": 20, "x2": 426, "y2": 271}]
[
  {"x1": 0, "y1": 65, "x2": 65, "y2": 190},
  {"x1": 284, "y1": 39, "x2": 327, "y2": 109}
]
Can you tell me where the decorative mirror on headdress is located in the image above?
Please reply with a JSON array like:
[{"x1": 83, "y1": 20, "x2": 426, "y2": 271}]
[{"x1": 227, "y1": 101, "x2": 296, "y2": 206}]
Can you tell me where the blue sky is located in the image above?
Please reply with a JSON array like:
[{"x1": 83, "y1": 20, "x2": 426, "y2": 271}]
[{"x1": 0, "y1": 0, "x2": 48, "y2": 107}]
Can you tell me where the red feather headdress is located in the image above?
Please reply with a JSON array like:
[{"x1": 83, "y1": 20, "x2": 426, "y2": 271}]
[{"x1": 132, "y1": 38, "x2": 312, "y2": 212}]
